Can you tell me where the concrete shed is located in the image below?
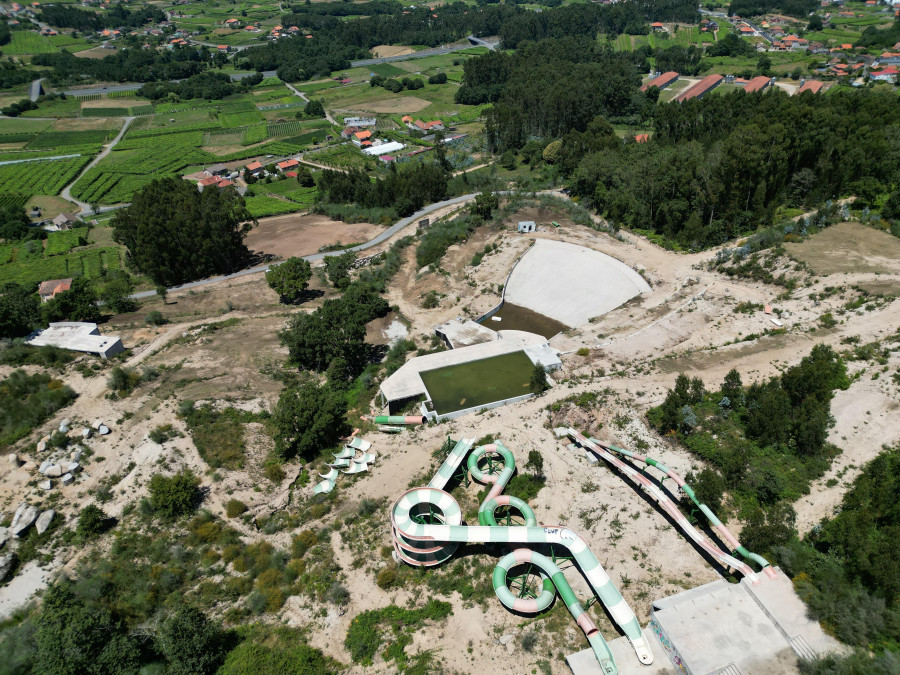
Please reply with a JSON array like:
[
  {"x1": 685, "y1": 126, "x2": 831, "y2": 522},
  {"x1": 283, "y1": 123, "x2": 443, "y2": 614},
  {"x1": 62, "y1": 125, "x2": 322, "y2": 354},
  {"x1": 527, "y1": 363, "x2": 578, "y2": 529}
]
[{"x1": 27, "y1": 322, "x2": 124, "y2": 359}]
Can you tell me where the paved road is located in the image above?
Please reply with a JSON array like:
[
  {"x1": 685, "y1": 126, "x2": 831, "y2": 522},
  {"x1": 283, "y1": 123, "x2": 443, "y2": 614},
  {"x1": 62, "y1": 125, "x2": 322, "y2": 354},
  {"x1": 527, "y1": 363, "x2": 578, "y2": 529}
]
[
  {"x1": 60, "y1": 116, "x2": 135, "y2": 216},
  {"x1": 29, "y1": 78, "x2": 45, "y2": 102},
  {"x1": 350, "y1": 38, "x2": 498, "y2": 68},
  {"x1": 0, "y1": 153, "x2": 83, "y2": 167},
  {"x1": 130, "y1": 192, "x2": 483, "y2": 299}
]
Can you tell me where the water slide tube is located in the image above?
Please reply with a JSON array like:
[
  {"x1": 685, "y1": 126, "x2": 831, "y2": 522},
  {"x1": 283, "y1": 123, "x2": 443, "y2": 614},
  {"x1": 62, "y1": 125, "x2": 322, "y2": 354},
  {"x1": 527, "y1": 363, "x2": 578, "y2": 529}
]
[
  {"x1": 566, "y1": 430, "x2": 772, "y2": 584},
  {"x1": 589, "y1": 437, "x2": 776, "y2": 577},
  {"x1": 365, "y1": 415, "x2": 425, "y2": 425},
  {"x1": 391, "y1": 439, "x2": 653, "y2": 674}
]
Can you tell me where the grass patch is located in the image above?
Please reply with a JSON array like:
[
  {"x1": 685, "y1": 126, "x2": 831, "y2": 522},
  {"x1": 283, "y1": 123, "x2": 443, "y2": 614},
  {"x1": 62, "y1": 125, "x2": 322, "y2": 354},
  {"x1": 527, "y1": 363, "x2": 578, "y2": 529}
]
[{"x1": 179, "y1": 401, "x2": 268, "y2": 470}]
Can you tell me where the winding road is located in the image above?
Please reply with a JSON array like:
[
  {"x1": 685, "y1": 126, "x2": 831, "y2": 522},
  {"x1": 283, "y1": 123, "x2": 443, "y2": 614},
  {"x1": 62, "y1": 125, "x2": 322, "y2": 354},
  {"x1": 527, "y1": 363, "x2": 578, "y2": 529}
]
[
  {"x1": 129, "y1": 191, "x2": 484, "y2": 299},
  {"x1": 60, "y1": 116, "x2": 135, "y2": 216}
]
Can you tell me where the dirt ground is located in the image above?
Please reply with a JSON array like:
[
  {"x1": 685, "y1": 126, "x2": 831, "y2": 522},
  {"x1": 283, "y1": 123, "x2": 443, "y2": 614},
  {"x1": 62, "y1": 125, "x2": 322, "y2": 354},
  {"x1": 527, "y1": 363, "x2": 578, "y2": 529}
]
[
  {"x1": 364, "y1": 96, "x2": 432, "y2": 114},
  {"x1": 371, "y1": 45, "x2": 415, "y2": 57},
  {"x1": 2, "y1": 203, "x2": 899, "y2": 674},
  {"x1": 244, "y1": 213, "x2": 384, "y2": 260}
]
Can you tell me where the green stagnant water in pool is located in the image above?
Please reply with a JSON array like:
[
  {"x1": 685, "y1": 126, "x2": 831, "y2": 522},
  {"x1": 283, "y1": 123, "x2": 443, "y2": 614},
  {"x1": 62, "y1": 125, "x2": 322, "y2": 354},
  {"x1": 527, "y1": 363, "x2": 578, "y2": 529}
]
[{"x1": 420, "y1": 351, "x2": 535, "y2": 415}]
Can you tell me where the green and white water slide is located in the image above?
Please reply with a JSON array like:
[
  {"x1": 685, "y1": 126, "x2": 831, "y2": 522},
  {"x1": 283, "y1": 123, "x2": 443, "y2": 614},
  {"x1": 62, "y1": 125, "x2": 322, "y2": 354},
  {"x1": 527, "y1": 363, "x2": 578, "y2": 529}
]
[{"x1": 390, "y1": 438, "x2": 654, "y2": 675}]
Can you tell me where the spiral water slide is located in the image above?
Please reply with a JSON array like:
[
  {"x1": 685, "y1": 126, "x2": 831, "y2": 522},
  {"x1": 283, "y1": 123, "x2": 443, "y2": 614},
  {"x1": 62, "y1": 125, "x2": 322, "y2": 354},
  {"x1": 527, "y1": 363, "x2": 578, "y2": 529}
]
[
  {"x1": 566, "y1": 429, "x2": 777, "y2": 582},
  {"x1": 390, "y1": 438, "x2": 653, "y2": 675}
]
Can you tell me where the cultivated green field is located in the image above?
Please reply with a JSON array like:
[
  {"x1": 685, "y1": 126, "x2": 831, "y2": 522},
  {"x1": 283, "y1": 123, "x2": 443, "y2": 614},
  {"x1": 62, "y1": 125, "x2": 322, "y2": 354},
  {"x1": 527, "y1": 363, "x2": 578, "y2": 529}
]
[{"x1": 3, "y1": 31, "x2": 59, "y2": 55}]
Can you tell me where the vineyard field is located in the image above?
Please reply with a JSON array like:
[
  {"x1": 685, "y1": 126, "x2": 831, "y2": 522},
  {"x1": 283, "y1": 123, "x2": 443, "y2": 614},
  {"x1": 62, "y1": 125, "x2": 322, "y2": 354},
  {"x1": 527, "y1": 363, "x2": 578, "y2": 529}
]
[{"x1": 0, "y1": 157, "x2": 91, "y2": 197}]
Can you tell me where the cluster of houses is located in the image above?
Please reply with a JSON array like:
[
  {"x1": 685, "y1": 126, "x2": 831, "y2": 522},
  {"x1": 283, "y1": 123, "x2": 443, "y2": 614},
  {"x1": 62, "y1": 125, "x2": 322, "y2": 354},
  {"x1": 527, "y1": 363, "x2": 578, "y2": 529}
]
[
  {"x1": 335, "y1": 116, "x2": 405, "y2": 161},
  {"x1": 269, "y1": 24, "x2": 310, "y2": 40},
  {"x1": 243, "y1": 157, "x2": 304, "y2": 179},
  {"x1": 192, "y1": 163, "x2": 238, "y2": 190},
  {"x1": 401, "y1": 116, "x2": 445, "y2": 132}
]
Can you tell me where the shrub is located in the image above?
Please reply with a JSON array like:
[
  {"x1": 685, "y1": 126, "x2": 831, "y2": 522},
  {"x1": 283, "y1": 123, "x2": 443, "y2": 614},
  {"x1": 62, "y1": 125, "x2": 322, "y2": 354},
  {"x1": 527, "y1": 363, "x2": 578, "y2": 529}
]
[
  {"x1": 521, "y1": 631, "x2": 537, "y2": 652},
  {"x1": 145, "y1": 310, "x2": 167, "y2": 326},
  {"x1": 530, "y1": 363, "x2": 549, "y2": 395},
  {"x1": 76, "y1": 504, "x2": 109, "y2": 540},
  {"x1": 108, "y1": 366, "x2": 140, "y2": 395},
  {"x1": 148, "y1": 470, "x2": 201, "y2": 520},
  {"x1": 225, "y1": 499, "x2": 248, "y2": 518},
  {"x1": 292, "y1": 530, "x2": 318, "y2": 557},
  {"x1": 326, "y1": 582, "x2": 349, "y2": 606},
  {"x1": 375, "y1": 566, "x2": 397, "y2": 589}
]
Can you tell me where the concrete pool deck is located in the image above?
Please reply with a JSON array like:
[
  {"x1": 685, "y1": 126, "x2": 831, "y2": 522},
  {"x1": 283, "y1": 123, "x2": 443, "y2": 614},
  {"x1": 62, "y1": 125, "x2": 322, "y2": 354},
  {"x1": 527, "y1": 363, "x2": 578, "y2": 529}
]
[{"x1": 504, "y1": 240, "x2": 651, "y2": 328}]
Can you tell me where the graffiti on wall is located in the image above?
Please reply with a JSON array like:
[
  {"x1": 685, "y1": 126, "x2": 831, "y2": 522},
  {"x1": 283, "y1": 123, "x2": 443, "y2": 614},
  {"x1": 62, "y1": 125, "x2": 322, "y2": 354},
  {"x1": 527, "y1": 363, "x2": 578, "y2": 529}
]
[{"x1": 650, "y1": 618, "x2": 689, "y2": 674}]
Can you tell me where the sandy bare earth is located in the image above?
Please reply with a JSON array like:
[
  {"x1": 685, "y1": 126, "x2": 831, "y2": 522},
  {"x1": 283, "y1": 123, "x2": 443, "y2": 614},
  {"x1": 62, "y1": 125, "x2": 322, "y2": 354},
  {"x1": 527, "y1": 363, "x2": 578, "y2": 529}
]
[
  {"x1": 244, "y1": 213, "x2": 385, "y2": 259},
  {"x1": 371, "y1": 45, "x2": 416, "y2": 57}
]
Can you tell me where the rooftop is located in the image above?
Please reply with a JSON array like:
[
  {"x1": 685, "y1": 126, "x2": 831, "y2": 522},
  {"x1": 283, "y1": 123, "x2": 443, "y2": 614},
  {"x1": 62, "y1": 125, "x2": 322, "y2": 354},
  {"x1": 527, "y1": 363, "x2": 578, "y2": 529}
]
[
  {"x1": 434, "y1": 319, "x2": 498, "y2": 348},
  {"x1": 27, "y1": 322, "x2": 123, "y2": 358}
]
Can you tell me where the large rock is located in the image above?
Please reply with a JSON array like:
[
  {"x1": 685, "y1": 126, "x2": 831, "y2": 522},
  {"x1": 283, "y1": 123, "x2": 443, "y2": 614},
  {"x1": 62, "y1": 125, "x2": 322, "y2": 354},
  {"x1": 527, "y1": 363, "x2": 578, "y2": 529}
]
[
  {"x1": 0, "y1": 553, "x2": 15, "y2": 582},
  {"x1": 7, "y1": 453, "x2": 18, "y2": 466},
  {"x1": 36, "y1": 440, "x2": 47, "y2": 453},
  {"x1": 81, "y1": 428, "x2": 91, "y2": 440},
  {"x1": 39, "y1": 479, "x2": 52, "y2": 491},
  {"x1": 98, "y1": 425, "x2": 110, "y2": 436},
  {"x1": 11, "y1": 503, "x2": 39, "y2": 536},
  {"x1": 44, "y1": 465, "x2": 63, "y2": 478},
  {"x1": 0, "y1": 527, "x2": 8, "y2": 549},
  {"x1": 91, "y1": 419, "x2": 103, "y2": 430},
  {"x1": 67, "y1": 462, "x2": 80, "y2": 473},
  {"x1": 38, "y1": 460, "x2": 51, "y2": 474},
  {"x1": 35, "y1": 510, "x2": 55, "y2": 535},
  {"x1": 61, "y1": 473, "x2": 74, "y2": 486}
]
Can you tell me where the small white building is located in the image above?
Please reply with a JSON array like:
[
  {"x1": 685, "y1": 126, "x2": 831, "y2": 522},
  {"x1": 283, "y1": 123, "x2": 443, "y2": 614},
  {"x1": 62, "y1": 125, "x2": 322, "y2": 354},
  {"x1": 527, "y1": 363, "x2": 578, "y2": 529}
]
[
  {"x1": 27, "y1": 322, "x2": 124, "y2": 359},
  {"x1": 343, "y1": 116, "x2": 377, "y2": 127},
  {"x1": 517, "y1": 220, "x2": 536, "y2": 233}
]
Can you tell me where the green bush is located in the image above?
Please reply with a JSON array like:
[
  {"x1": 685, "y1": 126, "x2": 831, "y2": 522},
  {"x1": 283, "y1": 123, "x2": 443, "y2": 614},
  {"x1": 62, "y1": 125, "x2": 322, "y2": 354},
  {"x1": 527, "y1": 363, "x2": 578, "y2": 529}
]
[
  {"x1": 148, "y1": 470, "x2": 201, "y2": 520},
  {"x1": 218, "y1": 626, "x2": 339, "y2": 675},
  {"x1": 375, "y1": 566, "x2": 397, "y2": 589},
  {"x1": 0, "y1": 369, "x2": 77, "y2": 449},
  {"x1": 344, "y1": 600, "x2": 451, "y2": 665},
  {"x1": 225, "y1": 499, "x2": 248, "y2": 519},
  {"x1": 107, "y1": 366, "x2": 140, "y2": 395},
  {"x1": 76, "y1": 504, "x2": 109, "y2": 540},
  {"x1": 145, "y1": 310, "x2": 167, "y2": 326}
]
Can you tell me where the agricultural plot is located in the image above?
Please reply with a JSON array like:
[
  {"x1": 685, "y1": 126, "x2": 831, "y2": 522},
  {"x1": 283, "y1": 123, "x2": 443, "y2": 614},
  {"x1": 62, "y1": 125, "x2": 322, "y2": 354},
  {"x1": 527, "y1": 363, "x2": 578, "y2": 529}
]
[
  {"x1": 369, "y1": 63, "x2": 407, "y2": 78},
  {"x1": 0, "y1": 245, "x2": 122, "y2": 287},
  {"x1": 45, "y1": 228, "x2": 88, "y2": 256},
  {"x1": 27, "y1": 130, "x2": 112, "y2": 149},
  {"x1": 0, "y1": 157, "x2": 91, "y2": 197},
  {"x1": 0, "y1": 193, "x2": 30, "y2": 209},
  {"x1": 219, "y1": 109, "x2": 264, "y2": 128},
  {"x1": 307, "y1": 144, "x2": 375, "y2": 170},
  {"x1": 244, "y1": 195, "x2": 305, "y2": 218},
  {"x1": 3, "y1": 31, "x2": 58, "y2": 55}
]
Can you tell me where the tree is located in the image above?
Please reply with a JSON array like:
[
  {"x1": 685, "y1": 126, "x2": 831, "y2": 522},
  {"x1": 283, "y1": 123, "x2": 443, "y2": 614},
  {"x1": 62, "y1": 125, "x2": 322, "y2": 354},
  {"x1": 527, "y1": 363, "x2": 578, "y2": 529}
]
[
  {"x1": 882, "y1": 189, "x2": 900, "y2": 220},
  {"x1": 530, "y1": 363, "x2": 549, "y2": 395},
  {"x1": 272, "y1": 381, "x2": 348, "y2": 459},
  {"x1": 111, "y1": 178, "x2": 254, "y2": 287},
  {"x1": 428, "y1": 72, "x2": 448, "y2": 84},
  {"x1": 34, "y1": 582, "x2": 141, "y2": 675},
  {"x1": 76, "y1": 504, "x2": 109, "y2": 540},
  {"x1": 689, "y1": 467, "x2": 726, "y2": 513},
  {"x1": 304, "y1": 99, "x2": 325, "y2": 117},
  {"x1": 0, "y1": 205, "x2": 33, "y2": 241},
  {"x1": 156, "y1": 285, "x2": 168, "y2": 304},
  {"x1": 525, "y1": 450, "x2": 544, "y2": 477},
  {"x1": 158, "y1": 605, "x2": 226, "y2": 675},
  {"x1": 807, "y1": 14, "x2": 823, "y2": 31},
  {"x1": 470, "y1": 190, "x2": 498, "y2": 219},
  {"x1": 323, "y1": 250, "x2": 355, "y2": 289},
  {"x1": 0, "y1": 282, "x2": 40, "y2": 339},
  {"x1": 267, "y1": 257, "x2": 312, "y2": 303},
  {"x1": 721, "y1": 368, "x2": 743, "y2": 403},
  {"x1": 148, "y1": 470, "x2": 201, "y2": 520},
  {"x1": 42, "y1": 277, "x2": 100, "y2": 323},
  {"x1": 500, "y1": 150, "x2": 517, "y2": 170},
  {"x1": 98, "y1": 271, "x2": 136, "y2": 314}
]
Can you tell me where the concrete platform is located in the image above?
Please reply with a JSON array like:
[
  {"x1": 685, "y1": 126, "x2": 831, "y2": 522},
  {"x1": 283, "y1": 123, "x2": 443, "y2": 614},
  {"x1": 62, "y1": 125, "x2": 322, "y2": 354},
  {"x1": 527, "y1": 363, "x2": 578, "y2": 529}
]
[
  {"x1": 504, "y1": 240, "x2": 651, "y2": 328},
  {"x1": 434, "y1": 319, "x2": 497, "y2": 348},
  {"x1": 567, "y1": 571, "x2": 842, "y2": 675}
]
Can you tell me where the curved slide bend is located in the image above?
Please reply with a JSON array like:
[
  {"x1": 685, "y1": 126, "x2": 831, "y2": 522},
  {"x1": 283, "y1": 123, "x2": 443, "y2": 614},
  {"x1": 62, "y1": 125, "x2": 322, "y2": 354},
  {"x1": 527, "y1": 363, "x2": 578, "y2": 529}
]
[
  {"x1": 567, "y1": 430, "x2": 776, "y2": 583},
  {"x1": 391, "y1": 439, "x2": 653, "y2": 675}
]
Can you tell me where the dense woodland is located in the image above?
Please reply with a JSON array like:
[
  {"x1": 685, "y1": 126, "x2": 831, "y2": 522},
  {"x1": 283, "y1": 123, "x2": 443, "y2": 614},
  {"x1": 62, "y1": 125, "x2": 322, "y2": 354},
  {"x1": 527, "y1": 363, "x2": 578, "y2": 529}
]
[
  {"x1": 38, "y1": 4, "x2": 165, "y2": 32},
  {"x1": 317, "y1": 163, "x2": 449, "y2": 217},
  {"x1": 727, "y1": 0, "x2": 818, "y2": 19},
  {"x1": 33, "y1": 45, "x2": 211, "y2": 85},
  {"x1": 111, "y1": 179, "x2": 254, "y2": 287}
]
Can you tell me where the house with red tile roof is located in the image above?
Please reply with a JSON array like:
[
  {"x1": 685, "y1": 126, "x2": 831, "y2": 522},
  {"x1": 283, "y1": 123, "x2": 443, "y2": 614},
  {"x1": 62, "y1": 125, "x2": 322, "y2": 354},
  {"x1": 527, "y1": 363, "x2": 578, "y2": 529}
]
[
  {"x1": 797, "y1": 79, "x2": 825, "y2": 94},
  {"x1": 634, "y1": 134, "x2": 649, "y2": 143},
  {"x1": 38, "y1": 278, "x2": 72, "y2": 302},
  {"x1": 245, "y1": 160, "x2": 263, "y2": 173},
  {"x1": 870, "y1": 65, "x2": 899, "y2": 83},
  {"x1": 640, "y1": 71, "x2": 679, "y2": 92},
  {"x1": 743, "y1": 75, "x2": 773, "y2": 93},
  {"x1": 352, "y1": 130, "x2": 372, "y2": 145},
  {"x1": 650, "y1": 21, "x2": 665, "y2": 31},
  {"x1": 675, "y1": 74, "x2": 724, "y2": 102},
  {"x1": 276, "y1": 158, "x2": 300, "y2": 171}
]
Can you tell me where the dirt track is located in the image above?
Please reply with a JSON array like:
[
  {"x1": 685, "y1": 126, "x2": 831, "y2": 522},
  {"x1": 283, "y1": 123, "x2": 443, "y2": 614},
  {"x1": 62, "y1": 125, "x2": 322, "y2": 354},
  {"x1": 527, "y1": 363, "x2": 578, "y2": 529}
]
[{"x1": 244, "y1": 213, "x2": 385, "y2": 259}]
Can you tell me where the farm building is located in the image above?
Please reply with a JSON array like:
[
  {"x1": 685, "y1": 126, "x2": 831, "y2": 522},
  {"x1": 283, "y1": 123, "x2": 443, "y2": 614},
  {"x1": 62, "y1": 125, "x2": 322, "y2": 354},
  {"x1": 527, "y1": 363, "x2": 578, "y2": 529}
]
[
  {"x1": 517, "y1": 221, "x2": 536, "y2": 233},
  {"x1": 343, "y1": 116, "x2": 376, "y2": 127},
  {"x1": 38, "y1": 278, "x2": 72, "y2": 302},
  {"x1": 27, "y1": 322, "x2": 124, "y2": 359},
  {"x1": 276, "y1": 158, "x2": 299, "y2": 171},
  {"x1": 351, "y1": 130, "x2": 372, "y2": 145},
  {"x1": 797, "y1": 79, "x2": 825, "y2": 94},
  {"x1": 640, "y1": 71, "x2": 679, "y2": 92},
  {"x1": 206, "y1": 163, "x2": 228, "y2": 176},
  {"x1": 675, "y1": 74, "x2": 724, "y2": 102},
  {"x1": 51, "y1": 213, "x2": 80, "y2": 231},
  {"x1": 743, "y1": 76, "x2": 774, "y2": 93},
  {"x1": 362, "y1": 141, "x2": 404, "y2": 156},
  {"x1": 245, "y1": 160, "x2": 263, "y2": 175}
]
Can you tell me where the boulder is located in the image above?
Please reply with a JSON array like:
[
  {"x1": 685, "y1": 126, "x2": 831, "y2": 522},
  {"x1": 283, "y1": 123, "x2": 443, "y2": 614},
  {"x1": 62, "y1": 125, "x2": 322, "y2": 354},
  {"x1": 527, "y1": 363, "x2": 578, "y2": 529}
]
[
  {"x1": 61, "y1": 473, "x2": 74, "y2": 486},
  {"x1": 39, "y1": 479, "x2": 52, "y2": 491},
  {"x1": 81, "y1": 428, "x2": 91, "y2": 439},
  {"x1": 0, "y1": 527, "x2": 8, "y2": 549},
  {"x1": 0, "y1": 553, "x2": 15, "y2": 583},
  {"x1": 35, "y1": 510, "x2": 55, "y2": 535},
  {"x1": 91, "y1": 419, "x2": 103, "y2": 430},
  {"x1": 11, "y1": 503, "x2": 39, "y2": 536},
  {"x1": 38, "y1": 460, "x2": 51, "y2": 474},
  {"x1": 98, "y1": 425, "x2": 110, "y2": 436},
  {"x1": 45, "y1": 465, "x2": 63, "y2": 478},
  {"x1": 67, "y1": 462, "x2": 80, "y2": 473},
  {"x1": 7, "y1": 453, "x2": 18, "y2": 466},
  {"x1": 498, "y1": 634, "x2": 515, "y2": 645},
  {"x1": 59, "y1": 423, "x2": 69, "y2": 433},
  {"x1": 21, "y1": 461, "x2": 36, "y2": 472},
  {"x1": 71, "y1": 449, "x2": 82, "y2": 462},
  {"x1": 36, "y1": 440, "x2": 47, "y2": 453},
  {"x1": 60, "y1": 418, "x2": 71, "y2": 427}
]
